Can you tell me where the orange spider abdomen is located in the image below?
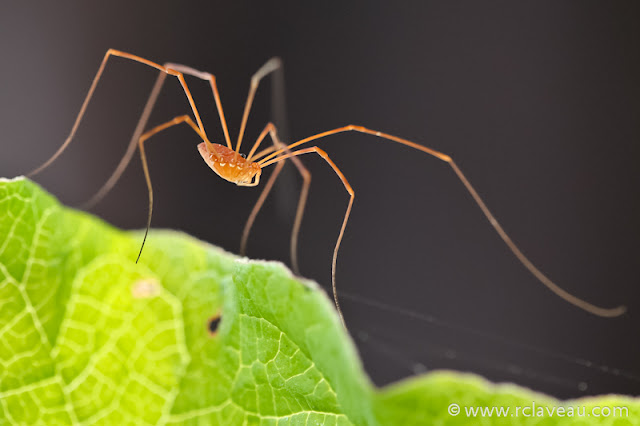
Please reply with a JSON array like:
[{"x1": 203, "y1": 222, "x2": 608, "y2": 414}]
[{"x1": 197, "y1": 142, "x2": 260, "y2": 185}]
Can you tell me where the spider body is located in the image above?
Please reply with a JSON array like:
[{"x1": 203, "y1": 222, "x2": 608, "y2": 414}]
[{"x1": 197, "y1": 142, "x2": 261, "y2": 186}]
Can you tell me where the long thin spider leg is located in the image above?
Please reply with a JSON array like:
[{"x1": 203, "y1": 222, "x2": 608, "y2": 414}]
[
  {"x1": 84, "y1": 60, "x2": 236, "y2": 208},
  {"x1": 257, "y1": 126, "x2": 449, "y2": 164},
  {"x1": 164, "y1": 63, "x2": 232, "y2": 149},
  {"x1": 241, "y1": 154, "x2": 285, "y2": 252},
  {"x1": 82, "y1": 72, "x2": 168, "y2": 209},
  {"x1": 236, "y1": 58, "x2": 283, "y2": 153},
  {"x1": 28, "y1": 49, "x2": 209, "y2": 177},
  {"x1": 248, "y1": 145, "x2": 277, "y2": 163},
  {"x1": 241, "y1": 123, "x2": 282, "y2": 256},
  {"x1": 85, "y1": 59, "x2": 239, "y2": 208},
  {"x1": 136, "y1": 115, "x2": 205, "y2": 263},
  {"x1": 246, "y1": 124, "x2": 276, "y2": 162},
  {"x1": 241, "y1": 123, "x2": 311, "y2": 274},
  {"x1": 262, "y1": 146, "x2": 353, "y2": 328},
  {"x1": 258, "y1": 125, "x2": 626, "y2": 318}
]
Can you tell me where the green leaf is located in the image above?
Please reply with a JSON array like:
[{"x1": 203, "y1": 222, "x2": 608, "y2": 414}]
[
  {"x1": 375, "y1": 372, "x2": 640, "y2": 425},
  {"x1": 0, "y1": 176, "x2": 638, "y2": 425}
]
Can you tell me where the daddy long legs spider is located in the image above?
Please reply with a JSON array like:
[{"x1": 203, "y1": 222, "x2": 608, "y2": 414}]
[{"x1": 28, "y1": 49, "x2": 626, "y2": 328}]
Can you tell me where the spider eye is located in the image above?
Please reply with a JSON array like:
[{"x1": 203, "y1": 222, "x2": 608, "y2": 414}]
[{"x1": 239, "y1": 153, "x2": 247, "y2": 159}]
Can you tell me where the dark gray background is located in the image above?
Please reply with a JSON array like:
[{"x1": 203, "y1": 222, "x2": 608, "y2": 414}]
[{"x1": 1, "y1": 1, "x2": 638, "y2": 399}]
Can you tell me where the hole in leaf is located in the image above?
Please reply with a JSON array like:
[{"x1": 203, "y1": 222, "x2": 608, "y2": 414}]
[{"x1": 207, "y1": 314, "x2": 221, "y2": 336}]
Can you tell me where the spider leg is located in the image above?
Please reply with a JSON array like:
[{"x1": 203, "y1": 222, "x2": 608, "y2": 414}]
[
  {"x1": 28, "y1": 49, "x2": 208, "y2": 177},
  {"x1": 85, "y1": 60, "x2": 235, "y2": 208},
  {"x1": 236, "y1": 58, "x2": 282, "y2": 153},
  {"x1": 163, "y1": 63, "x2": 232, "y2": 149},
  {"x1": 82, "y1": 71, "x2": 167, "y2": 209},
  {"x1": 88, "y1": 57, "x2": 285, "y2": 207},
  {"x1": 259, "y1": 125, "x2": 626, "y2": 319},
  {"x1": 136, "y1": 115, "x2": 204, "y2": 263},
  {"x1": 241, "y1": 123, "x2": 311, "y2": 275},
  {"x1": 262, "y1": 146, "x2": 353, "y2": 328}
]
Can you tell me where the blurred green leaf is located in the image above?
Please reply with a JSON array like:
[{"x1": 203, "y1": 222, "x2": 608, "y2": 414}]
[{"x1": 0, "y1": 177, "x2": 637, "y2": 425}]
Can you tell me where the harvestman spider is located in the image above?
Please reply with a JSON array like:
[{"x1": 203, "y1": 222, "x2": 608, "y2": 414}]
[{"x1": 29, "y1": 49, "x2": 626, "y2": 328}]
